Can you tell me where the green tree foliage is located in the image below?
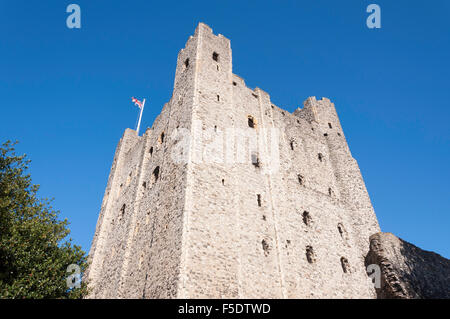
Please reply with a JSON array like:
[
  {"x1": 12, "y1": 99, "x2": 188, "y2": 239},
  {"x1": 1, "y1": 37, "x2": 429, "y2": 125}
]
[{"x1": 0, "y1": 141, "x2": 87, "y2": 298}]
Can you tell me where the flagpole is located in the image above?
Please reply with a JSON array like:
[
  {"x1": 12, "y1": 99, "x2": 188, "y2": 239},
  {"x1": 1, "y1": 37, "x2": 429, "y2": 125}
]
[{"x1": 136, "y1": 98, "x2": 145, "y2": 136}]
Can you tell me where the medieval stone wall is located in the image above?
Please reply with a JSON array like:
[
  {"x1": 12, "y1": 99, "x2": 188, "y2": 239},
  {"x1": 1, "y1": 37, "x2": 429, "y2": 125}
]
[{"x1": 86, "y1": 23, "x2": 381, "y2": 299}]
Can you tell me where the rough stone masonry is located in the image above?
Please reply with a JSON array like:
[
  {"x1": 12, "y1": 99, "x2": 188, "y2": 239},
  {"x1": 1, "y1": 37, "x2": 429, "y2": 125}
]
[
  {"x1": 366, "y1": 232, "x2": 450, "y2": 299},
  {"x1": 85, "y1": 22, "x2": 383, "y2": 298}
]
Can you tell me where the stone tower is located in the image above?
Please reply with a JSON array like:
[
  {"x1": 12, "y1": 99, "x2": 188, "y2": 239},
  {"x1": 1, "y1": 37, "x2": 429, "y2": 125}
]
[{"x1": 86, "y1": 23, "x2": 381, "y2": 298}]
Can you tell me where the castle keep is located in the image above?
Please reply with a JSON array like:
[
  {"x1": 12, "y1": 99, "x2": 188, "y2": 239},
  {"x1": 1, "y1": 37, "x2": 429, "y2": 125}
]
[{"x1": 86, "y1": 23, "x2": 381, "y2": 298}]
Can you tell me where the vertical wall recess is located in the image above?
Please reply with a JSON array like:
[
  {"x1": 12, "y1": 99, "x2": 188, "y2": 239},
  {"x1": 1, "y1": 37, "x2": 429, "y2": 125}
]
[
  {"x1": 340, "y1": 257, "x2": 350, "y2": 273},
  {"x1": 120, "y1": 204, "x2": 126, "y2": 218},
  {"x1": 257, "y1": 194, "x2": 262, "y2": 207},
  {"x1": 302, "y1": 211, "x2": 312, "y2": 226},
  {"x1": 337, "y1": 223, "x2": 349, "y2": 242},
  {"x1": 290, "y1": 140, "x2": 295, "y2": 150},
  {"x1": 248, "y1": 115, "x2": 256, "y2": 128},
  {"x1": 306, "y1": 246, "x2": 316, "y2": 264},
  {"x1": 262, "y1": 239, "x2": 270, "y2": 256}
]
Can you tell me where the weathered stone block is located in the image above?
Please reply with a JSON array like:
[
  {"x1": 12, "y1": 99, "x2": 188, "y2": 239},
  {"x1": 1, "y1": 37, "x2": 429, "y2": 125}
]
[{"x1": 365, "y1": 232, "x2": 450, "y2": 299}]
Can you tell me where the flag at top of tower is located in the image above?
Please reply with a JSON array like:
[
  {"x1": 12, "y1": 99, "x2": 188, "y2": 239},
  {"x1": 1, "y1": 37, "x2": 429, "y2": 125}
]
[{"x1": 131, "y1": 97, "x2": 143, "y2": 108}]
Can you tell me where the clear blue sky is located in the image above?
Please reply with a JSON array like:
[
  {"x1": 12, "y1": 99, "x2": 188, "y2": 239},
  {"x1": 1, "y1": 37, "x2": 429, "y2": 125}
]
[{"x1": 1, "y1": 1, "x2": 449, "y2": 258}]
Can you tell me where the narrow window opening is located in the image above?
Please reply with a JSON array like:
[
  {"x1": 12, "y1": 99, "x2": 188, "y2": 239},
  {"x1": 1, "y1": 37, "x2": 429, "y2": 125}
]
[
  {"x1": 126, "y1": 172, "x2": 132, "y2": 186},
  {"x1": 153, "y1": 166, "x2": 160, "y2": 182},
  {"x1": 328, "y1": 123, "x2": 333, "y2": 129},
  {"x1": 306, "y1": 246, "x2": 316, "y2": 264},
  {"x1": 290, "y1": 140, "x2": 294, "y2": 150},
  {"x1": 138, "y1": 253, "x2": 144, "y2": 270},
  {"x1": 324, "y1": 133, "x2": 328, "y2": 137},
  {"x1": 217, "y1": 65, "x2": 219, "y2": 71},
  {"x1": 248, "y1": 116, "x2": 255, "y2": 128},
  {"x1": 318, "y1": 153, "x2": 323, "y2": 162},
  {"x1": 251, "y1": 153, "x2": 260, "y2": 168},
  {"x1": 262, "y1": 215, "x2": 266, "y2": 221},
  {"x1": 142, "y1": 182, "x2": 147, "y2": 189},
  {"x1": 184, "y1": 58, "x2": 189, "y2": 69},
  {"x1": 212, "y1": 51, "x2": 219, "y2": 62},
  {"x1": 302, "y1": 211, "x2": 311, "y2": 226},
  {"x1": 338, "y1": 224, "x2": 344, "y2": 236},
  {"x1": 297, "y1": 174, "x2": 304, "y2": 185},
  {"x1": 232, "y1": 81, "x2": 237, "y2": 86},
  {"x1": 262, "y1": 239, "x2": 270, "y2": 256},
  {"x1": 217, "y1": 95, "x2": 220, "y2": 102},
  {"x1": 341, "y1": 257, "x2": 350, "y2": 273},
  {"x1": 337, "y1": 223, "x2": 348, "y2": 241},
  {"x1": 221, "y1": 179, "x2": 225, "y2": 186},
  {"x1": 160, "y1": 132, "x2": 165, "y2": 144},
  {"x1": 328, "y1": 187, "x2": 333, "y2": 197},
  {"x1": 120, "y1": 204, "x2": 126, "y2": 217},
  {"x1": 257, "y1": 194, "x2": 262, "y2": 207},
  {"x1": 337, "y1": 132, "x2": 341, "y2": 136},
  {"x1": 149, "y1": 146, "x2": 153, "y2": 155}
]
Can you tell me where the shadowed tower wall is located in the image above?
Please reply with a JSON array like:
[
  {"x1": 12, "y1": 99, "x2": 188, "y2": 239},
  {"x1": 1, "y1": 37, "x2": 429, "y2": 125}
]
[{"x1": 86, "y1": 23, "x2": 380, "y2": 298}]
